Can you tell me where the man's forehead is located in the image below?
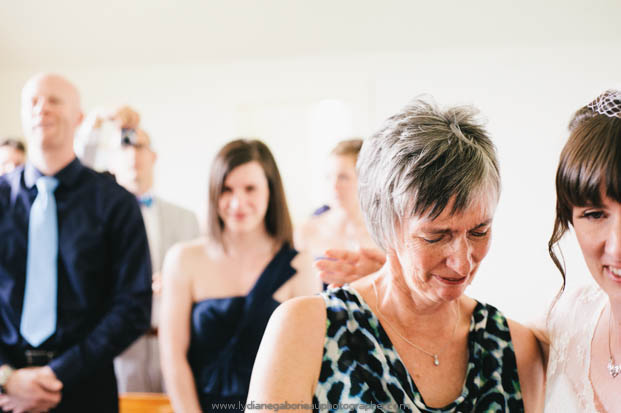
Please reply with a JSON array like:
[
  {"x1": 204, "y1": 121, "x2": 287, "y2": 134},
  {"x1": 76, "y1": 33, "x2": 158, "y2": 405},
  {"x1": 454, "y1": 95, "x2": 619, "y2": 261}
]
[{"x1": 22, "y1": 74, "x2": 79, "y2": 101}]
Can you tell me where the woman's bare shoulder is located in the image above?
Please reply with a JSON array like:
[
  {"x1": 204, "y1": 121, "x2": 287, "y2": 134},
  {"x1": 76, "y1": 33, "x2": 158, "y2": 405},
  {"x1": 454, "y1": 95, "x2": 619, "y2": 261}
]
[
  {"x1": 506, "y1": 317, "x2": 545, "y2": 411},
  {"x1": 266, "y1": 295, "x2": 327, "y2": 347},
  {"x1": 259, "y1": 295, "x2": 327, "y2": 358},
  {"x1": 247, "y1": 295, "x2": 327, "y2": 405},
  {"x1": 505, "y1": 317, "x2": 544, "y2": 372},
  {"x1": 163, "y1": 236, "x2": 219, "y2": 280},
  {"x1": 166, "y1": 236, "x2": 208, "y2": 259},
  {"x1": 278, "y1": 295, "x2": 326, "y2": 321},
  {"x1": 506, "y1": 319, "x2": 539, "y2": 348}
]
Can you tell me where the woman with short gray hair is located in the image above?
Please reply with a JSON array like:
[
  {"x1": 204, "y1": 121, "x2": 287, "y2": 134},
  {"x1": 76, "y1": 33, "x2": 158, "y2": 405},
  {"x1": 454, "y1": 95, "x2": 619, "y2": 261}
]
[
  {"x1": 248, "y1": 98, "x2": 544, "y2": 412},
  {"x1": 357, "y1": 99, "x2": 501, "y2": 252}
]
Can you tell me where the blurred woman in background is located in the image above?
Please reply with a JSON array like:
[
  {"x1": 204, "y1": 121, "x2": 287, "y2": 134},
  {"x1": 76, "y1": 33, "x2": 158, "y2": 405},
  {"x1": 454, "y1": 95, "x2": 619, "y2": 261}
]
[
  {"x1": 295, "y1": 139, "x2": 382, "y2": 285},
  {"x1": 159, "y1": 139, "x2": 320, "y2": 412}
]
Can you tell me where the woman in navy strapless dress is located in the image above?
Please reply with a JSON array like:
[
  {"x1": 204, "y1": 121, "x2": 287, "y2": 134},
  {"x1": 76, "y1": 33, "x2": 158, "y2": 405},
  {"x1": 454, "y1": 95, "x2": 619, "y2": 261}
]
[{"x1": 159, "y1": 139, "x2": 321, "y2": 412}]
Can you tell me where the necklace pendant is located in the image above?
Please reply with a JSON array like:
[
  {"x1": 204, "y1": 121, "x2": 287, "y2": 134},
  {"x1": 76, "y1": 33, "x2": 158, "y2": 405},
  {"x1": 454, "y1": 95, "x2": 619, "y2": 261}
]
[
  {"x1": 433, "y1": 354, "x2": 440, "y2": 366},
  {"x1": 608, "y1": 358, "x2": 620, "y2": 378}
]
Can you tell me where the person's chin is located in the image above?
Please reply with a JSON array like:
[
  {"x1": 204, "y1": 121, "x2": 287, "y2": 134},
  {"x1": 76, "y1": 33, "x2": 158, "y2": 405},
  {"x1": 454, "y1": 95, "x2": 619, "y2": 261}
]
[
  {"x1": 227, "y1": 219, "x2": 256, "y2": 233},
  {"x1": 40, "y1": 137, "x2": 61, "y2": 150},
  {"x1": 37, "y1": 124, "x2": 57, "y2": 138}
]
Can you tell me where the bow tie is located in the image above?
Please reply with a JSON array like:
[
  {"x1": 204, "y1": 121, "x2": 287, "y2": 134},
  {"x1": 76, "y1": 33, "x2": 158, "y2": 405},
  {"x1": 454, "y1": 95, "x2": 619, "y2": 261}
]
[{"x1": 137, "y1": 195, "x2": 154, "y2": 208}]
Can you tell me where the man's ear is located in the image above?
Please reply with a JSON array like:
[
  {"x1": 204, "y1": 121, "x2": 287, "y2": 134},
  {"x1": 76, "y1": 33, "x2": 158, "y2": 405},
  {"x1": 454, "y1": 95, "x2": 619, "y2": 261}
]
[{"x1": 75, "y1": 110, "x2": 85, "y2": 127}]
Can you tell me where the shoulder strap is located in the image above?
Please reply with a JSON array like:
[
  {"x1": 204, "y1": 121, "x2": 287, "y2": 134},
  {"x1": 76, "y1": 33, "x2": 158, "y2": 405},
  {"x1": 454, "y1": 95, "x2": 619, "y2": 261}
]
[{"x1": 231, "y1": 244, "x2": 298, "y2": 339}]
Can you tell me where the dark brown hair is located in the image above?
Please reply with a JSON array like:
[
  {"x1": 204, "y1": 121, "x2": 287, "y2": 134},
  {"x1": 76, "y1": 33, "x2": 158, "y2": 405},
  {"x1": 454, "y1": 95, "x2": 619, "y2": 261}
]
[
  {"x1": 207, "y1": 139, "x2": 293, "y2": 247},
  {"x1": 548, "y1": 108, "x2": 621, "y2": 292},
  {"x1": 0, "y1": 138, "x2": 26, "y2": 153}
]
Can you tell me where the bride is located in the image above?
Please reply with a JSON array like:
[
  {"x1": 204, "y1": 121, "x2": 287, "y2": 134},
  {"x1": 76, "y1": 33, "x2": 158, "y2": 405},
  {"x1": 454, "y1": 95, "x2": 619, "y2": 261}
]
[{"x1": 537, "y1": 89, "x2": 621, "y2": 412}]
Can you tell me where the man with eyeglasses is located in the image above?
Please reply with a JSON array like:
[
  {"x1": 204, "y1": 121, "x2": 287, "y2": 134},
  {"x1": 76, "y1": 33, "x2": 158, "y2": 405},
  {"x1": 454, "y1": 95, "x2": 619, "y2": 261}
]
[{"x1": 85, "y1": 106, "x2": 199, "y2": 394}]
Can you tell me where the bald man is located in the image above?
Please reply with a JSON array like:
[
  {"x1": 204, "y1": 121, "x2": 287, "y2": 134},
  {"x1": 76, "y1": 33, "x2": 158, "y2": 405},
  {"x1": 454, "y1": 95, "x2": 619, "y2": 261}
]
[{"x1": 0, "y1": 74, "x2": 151, "y2": 412}]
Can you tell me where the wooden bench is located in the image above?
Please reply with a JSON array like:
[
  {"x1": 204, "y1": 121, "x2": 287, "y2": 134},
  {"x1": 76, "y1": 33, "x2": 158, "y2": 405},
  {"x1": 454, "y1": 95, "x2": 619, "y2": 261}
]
[{"x1": 119, "y1": 392, "x2": 173, "y2": 413}]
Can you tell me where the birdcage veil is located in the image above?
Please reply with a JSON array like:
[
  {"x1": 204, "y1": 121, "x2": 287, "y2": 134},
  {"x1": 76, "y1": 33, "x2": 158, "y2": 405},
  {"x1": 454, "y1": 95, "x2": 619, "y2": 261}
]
[{"x1": 586, "y1": 89, "x2": 621, "y2": 118}]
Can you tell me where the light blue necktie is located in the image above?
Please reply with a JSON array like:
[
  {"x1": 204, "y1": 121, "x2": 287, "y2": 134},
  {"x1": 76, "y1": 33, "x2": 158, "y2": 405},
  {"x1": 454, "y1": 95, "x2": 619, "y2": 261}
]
[{"x1": 20, "y1": 176, "x2": 59, "y2": 347}]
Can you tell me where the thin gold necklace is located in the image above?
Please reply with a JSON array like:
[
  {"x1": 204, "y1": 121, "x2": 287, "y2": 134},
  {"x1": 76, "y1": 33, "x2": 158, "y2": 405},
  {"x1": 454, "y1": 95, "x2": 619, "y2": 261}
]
[
  {"x1": 372, "y1": 278, "x2": 460, "y2": 367},
  {"x1": 607, "y1": 308, "x2": 620, "y2": 378}
]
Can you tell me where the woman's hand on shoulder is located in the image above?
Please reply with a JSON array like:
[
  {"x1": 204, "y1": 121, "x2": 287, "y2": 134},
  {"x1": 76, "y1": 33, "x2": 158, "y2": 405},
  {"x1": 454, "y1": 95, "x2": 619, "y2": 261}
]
[
  {"x1": 314, "y1": 248, "x2": 386, "y2": 286},
  {"x1": 247, "y1": 295, "x2": 326, "y2": 411},
  {"x1": 507, "y1": 319, "x2": 545, "y2": 413}
]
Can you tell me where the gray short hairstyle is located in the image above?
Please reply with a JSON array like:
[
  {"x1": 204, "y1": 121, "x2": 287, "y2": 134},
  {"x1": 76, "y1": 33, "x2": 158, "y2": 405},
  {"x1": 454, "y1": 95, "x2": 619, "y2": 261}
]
[{"x1": 357, "y1": 98, "x2": 501, "y2": 251}]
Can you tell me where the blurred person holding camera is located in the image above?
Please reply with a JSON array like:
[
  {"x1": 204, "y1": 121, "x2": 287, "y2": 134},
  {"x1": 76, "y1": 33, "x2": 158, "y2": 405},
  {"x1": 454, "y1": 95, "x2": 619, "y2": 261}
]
[{"x1": 81, "y1": 106, "x2": 199, "y2": 394}]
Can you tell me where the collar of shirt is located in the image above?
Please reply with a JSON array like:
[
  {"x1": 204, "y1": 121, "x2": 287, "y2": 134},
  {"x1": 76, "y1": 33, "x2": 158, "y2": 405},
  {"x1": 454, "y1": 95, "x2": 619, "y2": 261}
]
[{"x1": 24, "y1": 157, "x2": 83, "y2": 189}]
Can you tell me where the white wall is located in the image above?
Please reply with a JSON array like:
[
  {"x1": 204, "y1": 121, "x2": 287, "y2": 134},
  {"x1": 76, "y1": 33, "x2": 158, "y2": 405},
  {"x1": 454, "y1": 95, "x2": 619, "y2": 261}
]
[{"x1": 1, "y1": 6, "x2": 620, "y2": 324}]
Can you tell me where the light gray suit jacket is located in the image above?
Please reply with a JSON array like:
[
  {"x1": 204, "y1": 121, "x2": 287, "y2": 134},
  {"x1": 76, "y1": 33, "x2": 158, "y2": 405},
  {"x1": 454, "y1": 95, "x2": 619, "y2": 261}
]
[
  {"x1": 150, "y1": 197, "x2": 200, "y2": 272},
  {"x1": 114, "y1": 196, "x2": 199, "y2": 393}
]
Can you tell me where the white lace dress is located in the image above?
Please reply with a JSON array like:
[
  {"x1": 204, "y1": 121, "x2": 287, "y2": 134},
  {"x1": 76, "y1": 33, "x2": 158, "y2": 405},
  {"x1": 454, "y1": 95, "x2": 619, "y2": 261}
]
[{"x1": 542, "y1": 283, "x2": 607, "y2": 412}]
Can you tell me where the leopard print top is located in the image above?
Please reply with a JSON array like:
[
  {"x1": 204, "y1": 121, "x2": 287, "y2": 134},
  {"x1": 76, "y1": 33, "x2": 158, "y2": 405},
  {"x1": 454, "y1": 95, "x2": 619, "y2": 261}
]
[{"x1": 312, "y1": 285, "x2": 523, "y2": 412}]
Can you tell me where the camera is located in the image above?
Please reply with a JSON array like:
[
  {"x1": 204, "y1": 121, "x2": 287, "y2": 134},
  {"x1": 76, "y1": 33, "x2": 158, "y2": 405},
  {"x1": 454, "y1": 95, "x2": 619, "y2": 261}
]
[{"x1": 120, "y1": 128, "x2": 137, "y2": 146}]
